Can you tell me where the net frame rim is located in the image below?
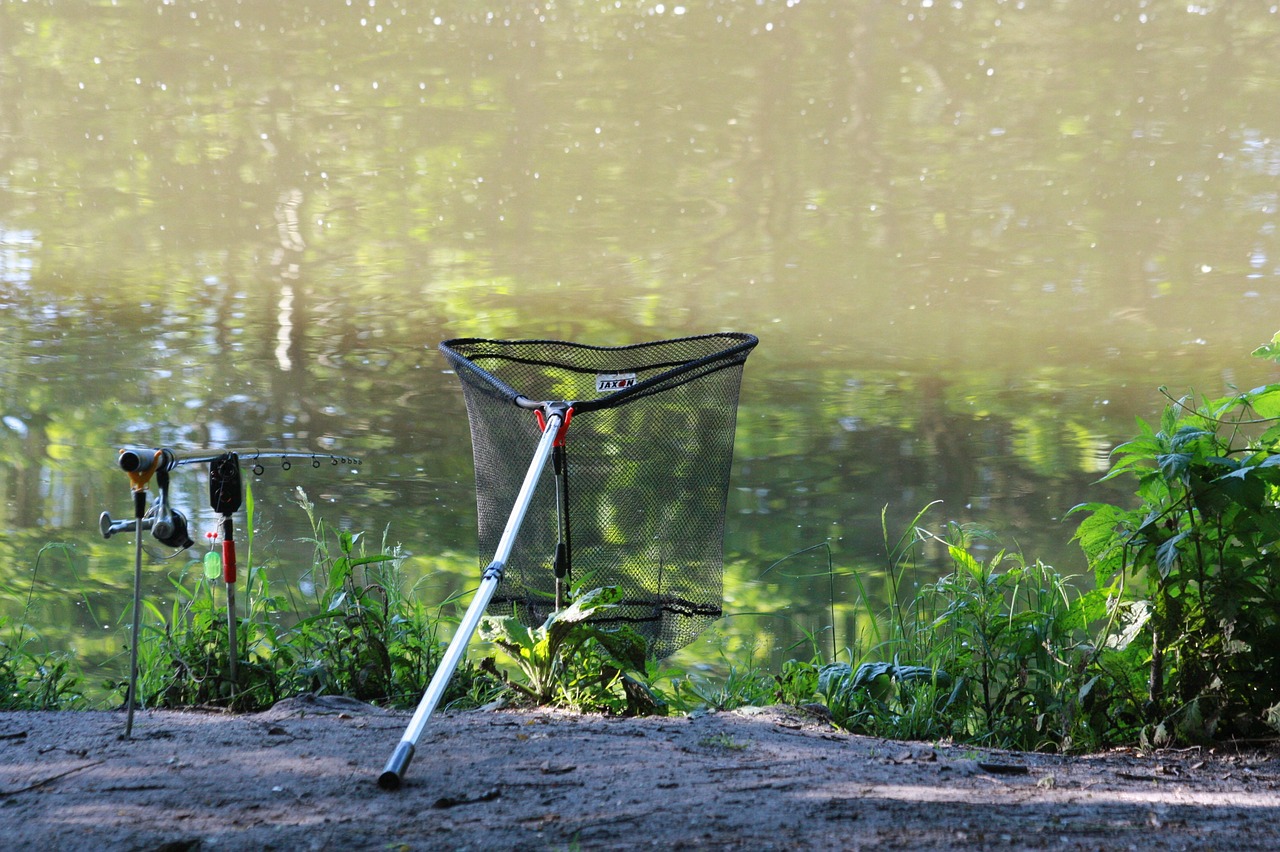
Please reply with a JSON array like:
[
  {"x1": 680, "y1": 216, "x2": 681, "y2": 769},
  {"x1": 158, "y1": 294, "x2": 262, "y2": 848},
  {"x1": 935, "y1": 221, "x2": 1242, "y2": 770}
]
[{"x1": 438, "y1": 331, "x2": 758, "y2": 413}]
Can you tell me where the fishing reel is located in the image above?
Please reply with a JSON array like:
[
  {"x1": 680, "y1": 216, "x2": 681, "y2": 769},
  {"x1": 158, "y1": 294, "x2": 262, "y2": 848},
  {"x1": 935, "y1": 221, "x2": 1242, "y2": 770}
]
[
  {"x1": 99, "y1": 503, "x2": 194, "y2": 549},
  {"x1": 99, "y1": 447, "x2": 195, "y2": 550}
]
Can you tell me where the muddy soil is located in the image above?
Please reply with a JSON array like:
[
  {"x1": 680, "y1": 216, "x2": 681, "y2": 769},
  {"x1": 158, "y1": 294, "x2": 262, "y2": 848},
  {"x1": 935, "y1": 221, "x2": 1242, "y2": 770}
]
[{"x1": 2, "y1": 697, "x2": 1278, "y2": 850}]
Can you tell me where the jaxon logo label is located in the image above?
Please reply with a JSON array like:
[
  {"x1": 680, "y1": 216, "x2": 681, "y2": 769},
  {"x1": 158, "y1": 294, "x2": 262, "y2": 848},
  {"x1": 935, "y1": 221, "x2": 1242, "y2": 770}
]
[{"x1": 596, "y1": 372, "x2": 638, "y2": 393}]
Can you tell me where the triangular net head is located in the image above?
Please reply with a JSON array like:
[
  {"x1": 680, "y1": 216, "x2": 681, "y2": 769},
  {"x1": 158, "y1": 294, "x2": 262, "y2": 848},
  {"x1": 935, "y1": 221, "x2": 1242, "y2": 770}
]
[{"x1": 439, "y1": 333, "x2": 758, "y2": 659}]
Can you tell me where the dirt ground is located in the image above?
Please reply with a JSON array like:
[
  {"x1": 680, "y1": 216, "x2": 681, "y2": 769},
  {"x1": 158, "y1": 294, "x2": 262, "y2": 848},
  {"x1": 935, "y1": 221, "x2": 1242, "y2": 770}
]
[{"x1": 2, "y1": 696, "x2": 1278, "y2": 851}]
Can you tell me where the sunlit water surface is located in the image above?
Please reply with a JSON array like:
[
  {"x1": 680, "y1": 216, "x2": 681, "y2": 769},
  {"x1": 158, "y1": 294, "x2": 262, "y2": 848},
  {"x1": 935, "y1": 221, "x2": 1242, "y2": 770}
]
[{"x1": 2, "y1": 1, "x2": 1278, "y2": 699}]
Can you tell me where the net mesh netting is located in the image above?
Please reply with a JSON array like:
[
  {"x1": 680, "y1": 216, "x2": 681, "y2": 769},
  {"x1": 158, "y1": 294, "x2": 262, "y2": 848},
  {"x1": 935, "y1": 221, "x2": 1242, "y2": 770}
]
[{"x1": 439, "y1": 333, "x2": 758, "y2": 659}]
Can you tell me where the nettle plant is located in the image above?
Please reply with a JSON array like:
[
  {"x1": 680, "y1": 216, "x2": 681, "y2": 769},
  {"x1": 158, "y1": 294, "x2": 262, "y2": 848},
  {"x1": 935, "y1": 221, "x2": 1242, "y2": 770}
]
[
  {"x1": 478, "y1": 586, "x2": 665, "y2": 716},
  {"x1": 1072, "y1": 335, "x2": 1280, "y2": 741}
]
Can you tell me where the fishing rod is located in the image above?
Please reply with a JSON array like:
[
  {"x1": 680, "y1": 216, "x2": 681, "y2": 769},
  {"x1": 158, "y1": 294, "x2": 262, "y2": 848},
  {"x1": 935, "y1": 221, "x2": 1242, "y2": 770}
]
[
  {"x1": 101, "y1": 446, "x2": 361, "y2": 738},
  {"x1": 112, "y1": 446, "x2": 363, "y2": 474}
]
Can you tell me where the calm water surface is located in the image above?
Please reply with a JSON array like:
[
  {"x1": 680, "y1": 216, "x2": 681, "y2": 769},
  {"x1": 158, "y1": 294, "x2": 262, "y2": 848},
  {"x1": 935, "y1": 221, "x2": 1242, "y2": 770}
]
[{"x1": 2, "y1": 1, "x2": 1278, "y2": 696}]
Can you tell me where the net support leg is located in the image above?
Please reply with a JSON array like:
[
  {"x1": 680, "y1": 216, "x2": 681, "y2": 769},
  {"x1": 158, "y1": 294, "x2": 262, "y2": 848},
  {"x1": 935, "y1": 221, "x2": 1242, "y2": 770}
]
[{"x1": 378, "y1": 411, "x2": 563, "y2": 790}]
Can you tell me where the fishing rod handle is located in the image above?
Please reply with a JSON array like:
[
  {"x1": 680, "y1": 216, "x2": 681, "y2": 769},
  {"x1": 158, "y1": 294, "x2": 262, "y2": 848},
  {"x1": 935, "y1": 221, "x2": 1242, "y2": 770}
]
[{"x1": 118, "y1": 447, "x2": 176, "y2": 474}]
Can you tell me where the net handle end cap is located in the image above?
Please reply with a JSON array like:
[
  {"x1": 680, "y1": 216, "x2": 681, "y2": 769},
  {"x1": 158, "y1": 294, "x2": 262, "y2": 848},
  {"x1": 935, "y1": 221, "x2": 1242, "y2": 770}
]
[{"x1": 378, "y1": 742, "x2": 415, "y2": 791}]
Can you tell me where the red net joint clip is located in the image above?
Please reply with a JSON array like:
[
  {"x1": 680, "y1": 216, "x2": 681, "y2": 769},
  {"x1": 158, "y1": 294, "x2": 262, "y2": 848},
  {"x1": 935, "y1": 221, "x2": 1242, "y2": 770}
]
[{"x1": 535, "y1": 406, "x2": 574, "y2": 446}]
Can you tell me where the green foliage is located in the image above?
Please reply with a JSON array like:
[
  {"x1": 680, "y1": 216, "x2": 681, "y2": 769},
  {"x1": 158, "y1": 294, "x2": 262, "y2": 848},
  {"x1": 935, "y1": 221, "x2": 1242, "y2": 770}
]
[
  {"x1": 771, "y1": 510, "x2": 1136, "y2": 752},
  {"x1": 816, "y1": 660, "x2": 957, "y2": 742},
  {"x1": 1071, "y1": 355, "x2": 1280, "y2": 742},
  {"x1": 916, "y1": 526, "x2": 1144, "y2": 750},
  {"x1": 479, "y1": 586, "x2": 664, "y2": 715},
  {"x1": 1250, "y1": 331, "x2": 1280, "y2": 365},
  {"x1": 289, "y1": 489, "x2": 452, "y2": 706},
  {"x1": 124, "y1": 487, "x2": 491, "y2": 712},
  {"x1": 0, "y1": 544, "x2": 86, "y2": 710},
  {"x1": 675, "y1": 660, "x2": 776, "y2": 713},
  {"x1": 772, "y1": 650, "x2": 824, "y2": 707},
  {"x1": 127, "y1": 566, "x2": 281, "y2": 709},
  {"x1": 0, "y1": 621, "x2": 85, "y2": 711}
]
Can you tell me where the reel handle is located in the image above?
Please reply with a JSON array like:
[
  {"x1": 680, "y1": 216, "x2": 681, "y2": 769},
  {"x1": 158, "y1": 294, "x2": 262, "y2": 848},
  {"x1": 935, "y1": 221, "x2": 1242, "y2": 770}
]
[{"x1": 100, "y1": 511, "x2": 152, "y2": 539}]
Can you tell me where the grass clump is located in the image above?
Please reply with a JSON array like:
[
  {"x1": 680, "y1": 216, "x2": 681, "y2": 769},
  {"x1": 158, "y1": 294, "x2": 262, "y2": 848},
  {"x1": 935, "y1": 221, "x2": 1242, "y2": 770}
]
[
  {"x1": 768, "y1": 506, "x2": 1139, "y2": 753},
  {"x1": 125, "y1": 487, "x2": 494, "y2": 713},
  {"x1": 0, "y1": 544, "x2": 86, "y2": 710},
  {"x1": 0, "y1": 625, "x2": 84, "y2": 711}
]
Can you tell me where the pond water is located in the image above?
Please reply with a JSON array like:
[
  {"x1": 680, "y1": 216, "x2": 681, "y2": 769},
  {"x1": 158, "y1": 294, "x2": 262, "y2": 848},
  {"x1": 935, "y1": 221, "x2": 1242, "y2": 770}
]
[{"x1": 2, "y1": 1, "x2": 1278, "y2": 698}]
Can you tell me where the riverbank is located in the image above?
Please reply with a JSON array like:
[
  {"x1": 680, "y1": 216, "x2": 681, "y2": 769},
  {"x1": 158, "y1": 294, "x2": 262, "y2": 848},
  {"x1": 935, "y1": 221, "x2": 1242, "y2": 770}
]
[{"x1": 2, "y1": 697, "x2": 1278, "y2": 850}]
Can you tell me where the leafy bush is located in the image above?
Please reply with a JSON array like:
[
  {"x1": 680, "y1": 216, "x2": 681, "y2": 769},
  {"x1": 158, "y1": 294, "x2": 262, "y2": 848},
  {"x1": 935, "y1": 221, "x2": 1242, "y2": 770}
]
[
  {"x1": 817, "y1": 660, "x2": 956, "y2": 742},
  {"x1": 916, "y1": 526, "x2": 1144, "y2": 750},
  {"x1": 479, "y1": 586, "x2": 665, "y2": 715},
  {"x1": 290, "y1": 489, "x2": 461, "y2": 706},
  {"x1": 1072, "y1": 337, "x2": 1280, "y2": 741},
  {"x1": 129, "y1": 565, "x2": 284, "y2": 709}
]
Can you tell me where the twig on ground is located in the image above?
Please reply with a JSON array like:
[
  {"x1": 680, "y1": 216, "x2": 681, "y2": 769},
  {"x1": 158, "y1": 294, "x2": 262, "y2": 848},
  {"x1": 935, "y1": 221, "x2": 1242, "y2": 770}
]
[{"x1": 0, "y1": 761, "x2": 103, "y2": 798}]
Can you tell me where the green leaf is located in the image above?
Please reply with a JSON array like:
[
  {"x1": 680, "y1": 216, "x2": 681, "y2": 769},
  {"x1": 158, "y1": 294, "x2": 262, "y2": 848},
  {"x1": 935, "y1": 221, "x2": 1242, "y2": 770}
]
[
  {"x1": 1105, "y1": 600, "x2": 1151, "y2": 652},
  {"x1": 1169, "y1": 426, "x2": 1213, "y2": 453},
  {"x1": 1259, "y1": 423, "x2": 1280, "y2": 447},
  {"x1": 1246, "y1": 387, "x2": 1280, "y2": 419},
  {"x1": 817, "y1": 662, "x2": 853, "y2": 698},
  {"x1": 888, "y1": 664, "x2": 951, "y2": 687},
  {"x1": 586, "y1": 624, "x2": 648, "y2": 672},
  {"x1": 347, "y1": 554, "x2": 397, "y2": 569},
  {"x1": 1156, "y1": 530, "x2": 1188, "y2": 578},
  {"x1": 1134, "y1": 508, "x2": 1165, "y2": 534},
  {"x1": 1060, "y1": 588, "x2": 1112, "y2": 632},
  {"x1": 1160, "y1": 402, "x2": 1180, "y2": 436},
  {"x1": 479, "y1": 615, "x2": 536, "y2": 651},
  {"x1": 1157, "y1": 452, "x2": 1192, "y2": 482},
  {"x1": 330, "y1": 555, "x2": 350, "y2": 588},
  {"x1": 545, "y1": 586, "x2": 622, "y2": 628},
  {"x1": 1250, "y1": 331, "x2": 1280, "y2": 364},
  {"x1": 946, "y1": 543, "x2": 986, "y2": 579}
]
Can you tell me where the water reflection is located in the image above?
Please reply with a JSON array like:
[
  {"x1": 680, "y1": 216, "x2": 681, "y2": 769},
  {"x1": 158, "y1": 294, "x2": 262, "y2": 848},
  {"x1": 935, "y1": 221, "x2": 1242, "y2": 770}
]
[{"x1": 1, "y1": 0, "x2": 1278, "y2": 697}]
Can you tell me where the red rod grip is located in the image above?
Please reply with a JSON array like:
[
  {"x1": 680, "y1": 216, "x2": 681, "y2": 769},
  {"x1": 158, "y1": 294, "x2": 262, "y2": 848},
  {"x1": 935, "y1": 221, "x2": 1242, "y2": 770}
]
[{"x1": 222, "y1": 539, "x2": 237, "y2": 584}]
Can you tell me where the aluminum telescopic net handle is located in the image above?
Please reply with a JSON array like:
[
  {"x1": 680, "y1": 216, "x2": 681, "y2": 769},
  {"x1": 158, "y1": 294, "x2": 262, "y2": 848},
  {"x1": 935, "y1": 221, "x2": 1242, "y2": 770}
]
[{"x1": 378, "y1": 411, "x2": 563, "y2": 790}]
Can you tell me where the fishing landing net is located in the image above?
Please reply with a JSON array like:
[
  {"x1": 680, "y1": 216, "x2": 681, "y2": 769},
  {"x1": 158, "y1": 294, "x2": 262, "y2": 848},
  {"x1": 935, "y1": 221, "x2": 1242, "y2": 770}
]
[{"x1": 440, "y1": 332, "x2": 758, "y2": 659}]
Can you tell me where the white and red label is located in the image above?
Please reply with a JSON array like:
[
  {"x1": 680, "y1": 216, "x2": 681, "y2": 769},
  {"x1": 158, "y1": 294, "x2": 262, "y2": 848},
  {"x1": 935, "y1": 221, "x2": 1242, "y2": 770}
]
[{"x1": 595, "y1": 372, "x2": 637, "y2": 393}]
